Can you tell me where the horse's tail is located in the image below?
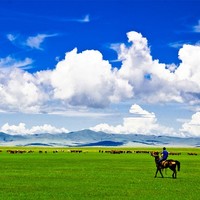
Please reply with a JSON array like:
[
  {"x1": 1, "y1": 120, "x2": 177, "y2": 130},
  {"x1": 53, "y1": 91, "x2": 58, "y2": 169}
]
[{"x1": 176, "y1": 160, "x2": 180, "y2": 171}]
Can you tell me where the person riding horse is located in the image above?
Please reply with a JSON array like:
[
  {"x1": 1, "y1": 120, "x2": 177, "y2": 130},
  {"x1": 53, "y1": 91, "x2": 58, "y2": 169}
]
[
  {"x1": 158, "y1": 147, "x2": 168, "y2": 167},
  {"x1": 151, "y1": 148, "x2": 180, "y2": 178}
]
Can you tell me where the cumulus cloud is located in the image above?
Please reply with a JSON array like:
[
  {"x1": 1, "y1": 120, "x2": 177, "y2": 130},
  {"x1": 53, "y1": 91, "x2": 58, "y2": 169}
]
[
  {"x1": 0, "y1": 67, "x2": 47, "y2": 113},
  {"x1": 50, "y1": 48, "x2": 133, "y2": 107},
  {"x1": 90, "y1": 104, "x2": 175, "y2": 136},
  {"x1": 116, "y1": 31, "x2": 179, "y2": 103},
  {"x1": 129, "y1": 104, "x2": 155, "y2": 117},
  {"x1": 180, "y1": 112, "x2": 200, "y2": 137},
  {"x1": 116, "y1": 31, "x2": 200, "y2": 104},
  {"x1": 0, "y1": 123, "x2": 68, "y2": 135},
  {"x1": 174, "y1": 44, "x2": 200, "y2": 104},
  {"x1": 0, "y1": 47, "x2": 133, "y2": 112}
]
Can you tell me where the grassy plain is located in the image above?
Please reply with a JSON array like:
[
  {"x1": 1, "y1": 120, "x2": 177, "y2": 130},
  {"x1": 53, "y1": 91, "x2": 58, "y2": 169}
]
[{"x1": 0, "y1": 147, "x2": 199, "y2": 200}]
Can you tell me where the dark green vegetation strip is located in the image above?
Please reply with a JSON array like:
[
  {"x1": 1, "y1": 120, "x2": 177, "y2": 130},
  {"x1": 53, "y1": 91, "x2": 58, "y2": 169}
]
[{"x1": 0, "y1": 147, "x2": 199, "y2": 200}]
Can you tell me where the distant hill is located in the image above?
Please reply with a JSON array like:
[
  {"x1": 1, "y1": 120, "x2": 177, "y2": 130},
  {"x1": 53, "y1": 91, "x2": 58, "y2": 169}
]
[{"x1": 0, "y1": 130, "x2": 199, "y2": 147}]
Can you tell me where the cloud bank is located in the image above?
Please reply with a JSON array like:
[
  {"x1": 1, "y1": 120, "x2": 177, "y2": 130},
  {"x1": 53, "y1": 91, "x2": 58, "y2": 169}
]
[
  {"x1": 91, "y1": 104, "x2": 200, "y2": 137},
  {"x1": 90, "y1": 104, "x2": 176, "y2": 137},
  {"x1": 0, "y1": 123, "x2": 68, "y2": 135},
  {"x1": 1, "y1": 30, "x2": 200, "y2": 136}
]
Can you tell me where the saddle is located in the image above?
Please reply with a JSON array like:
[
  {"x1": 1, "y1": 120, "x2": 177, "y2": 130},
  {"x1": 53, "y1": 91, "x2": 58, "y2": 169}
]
[
  {"x1": 161, "y1": 160, "x2": 168, "y2": 167},
  {"x1": 161, "y1": 160, "x2": 176, "y2": 167}
]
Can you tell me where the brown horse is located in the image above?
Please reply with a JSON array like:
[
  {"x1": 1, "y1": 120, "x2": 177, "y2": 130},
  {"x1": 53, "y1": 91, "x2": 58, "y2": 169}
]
[{"x1": 151, "y1": 151, "x2": 180, "y2": 178}]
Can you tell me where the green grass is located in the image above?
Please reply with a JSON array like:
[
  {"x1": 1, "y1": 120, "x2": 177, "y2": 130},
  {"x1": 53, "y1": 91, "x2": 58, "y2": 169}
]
[{"x1": 0, "y1": 147, "x2": 199, "y2": 200}]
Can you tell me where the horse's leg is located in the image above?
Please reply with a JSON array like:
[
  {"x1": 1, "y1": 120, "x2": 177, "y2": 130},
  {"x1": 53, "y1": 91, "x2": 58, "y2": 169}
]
[
  {"x1": 155, "y1": 167, "x2": 163, "y2": 178},
  {"x1": 174, "y1": 169, "x2": 177, "y2": 178},
  {"x1": 159, "y1": 168, "x2": 164, "y2": 178},
  {"x1": 154, "y1": 168, "x2": 158, "y2": 178},
  {"x1": 170, "y1": 166, "x2": 177, "y2": 178},
  {"x1": 155, "y1": 167, "x2": 164, "y2": 178}
]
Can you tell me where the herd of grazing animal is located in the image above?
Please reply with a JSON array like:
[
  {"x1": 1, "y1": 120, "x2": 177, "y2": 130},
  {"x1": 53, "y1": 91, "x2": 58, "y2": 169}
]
[
  {"x1": 0, "y1": 149, "x2": 197, "y2": 156},
  {"x1": 3, "y1": 149, "x2": 83, "y2": 154},
  {"x1": 99, "y1": 150, "x2": 151, "y2": 154}
]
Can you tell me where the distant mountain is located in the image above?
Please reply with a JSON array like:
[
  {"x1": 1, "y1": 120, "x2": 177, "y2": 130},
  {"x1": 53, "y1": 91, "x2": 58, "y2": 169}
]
[
  {"x1": 0, "y1": 130, "x2": 199, "y2": 147},
  {"x1": 80, "y1": 140, "x2": 124, "y2": 147},
  {"x1": 0, "y1": 132, "x2": 25, "y2": 142}
]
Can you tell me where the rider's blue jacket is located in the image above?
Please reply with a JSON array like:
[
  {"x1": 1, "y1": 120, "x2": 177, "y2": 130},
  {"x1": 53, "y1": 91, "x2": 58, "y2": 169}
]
[{"x1": 162, "y1": 150, "x2": 168, "y2": 160}]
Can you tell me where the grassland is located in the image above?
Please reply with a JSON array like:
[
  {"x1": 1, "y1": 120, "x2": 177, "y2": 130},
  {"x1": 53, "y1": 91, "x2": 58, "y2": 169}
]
[{"x1": 0, "y1": 147, "x2": 199, "y2": 200}]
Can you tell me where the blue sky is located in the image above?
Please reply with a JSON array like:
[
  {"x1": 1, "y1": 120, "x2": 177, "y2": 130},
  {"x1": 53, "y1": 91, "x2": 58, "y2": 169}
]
[{"x1": 0, "y1": 0, "x2": 200, "y2": 137}]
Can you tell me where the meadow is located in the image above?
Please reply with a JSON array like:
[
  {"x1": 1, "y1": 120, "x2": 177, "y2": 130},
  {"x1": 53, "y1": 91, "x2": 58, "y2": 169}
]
[{"x1": 0, "y1": 147, "x2": 199, "y2": 200}]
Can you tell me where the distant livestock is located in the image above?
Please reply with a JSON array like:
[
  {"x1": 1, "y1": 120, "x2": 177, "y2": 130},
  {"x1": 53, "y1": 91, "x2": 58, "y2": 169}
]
[
  {"x1": 99, "y1": 150, "x2": 133, "y2": 154},
  {"x1": 134, "y1": 150, "x2": 150, "y2": 154},
  {"x1": 70, "y1": 150, "x2": 82, "y2": 153},
  {"x1": 28, "y1": 150, "x2": 34, "y2": 153},
  {"x1": 169, "y1": 152, "x2": 181, "y2": 155},
  {"x1": 110, "y1": 150, "x2": 124, "y2": 154},
  {"x1": 188, "y1": 152, "x2": 198, "y2": 155},
  {"x1": 7, "y1": 150, "x2": 26, "y2": 154}
]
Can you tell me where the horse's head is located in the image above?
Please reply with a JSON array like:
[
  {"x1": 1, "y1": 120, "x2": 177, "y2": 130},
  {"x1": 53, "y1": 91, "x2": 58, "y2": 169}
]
[
  {"x1": 151, "y1": 151, "x2": 160, "y2": 162},
  {"x1": 151, "y1": 151, "x2": 159, "y2": 157}
]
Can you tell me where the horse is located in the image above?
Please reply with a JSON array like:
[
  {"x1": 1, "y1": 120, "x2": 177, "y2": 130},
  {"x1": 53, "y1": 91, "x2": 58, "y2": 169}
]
[{"x1": 151, "y1": 151, "x2": 180, "y2": 178}]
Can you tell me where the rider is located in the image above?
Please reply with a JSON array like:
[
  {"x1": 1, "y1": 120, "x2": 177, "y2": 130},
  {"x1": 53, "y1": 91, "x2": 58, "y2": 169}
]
[{"x1": 158, "y1": 147, "x2": 168, "y2": 166}]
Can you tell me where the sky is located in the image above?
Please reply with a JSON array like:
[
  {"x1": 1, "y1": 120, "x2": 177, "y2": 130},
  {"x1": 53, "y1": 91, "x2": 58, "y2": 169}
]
[{"x1": 0, "y1": 0, "x2": 200, "y2": 137}]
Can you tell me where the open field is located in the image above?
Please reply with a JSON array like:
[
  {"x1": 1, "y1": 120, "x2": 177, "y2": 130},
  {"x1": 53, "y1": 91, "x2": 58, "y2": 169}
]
[{"x1": 0, "y1": 147, "x2": 199, "y2": 200}]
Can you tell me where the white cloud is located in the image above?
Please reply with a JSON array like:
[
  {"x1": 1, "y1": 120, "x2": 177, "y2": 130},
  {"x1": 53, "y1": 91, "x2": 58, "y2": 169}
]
[
  {"x1": 26, "y1": 34, "x2": 56, "y2": 50},
  {"x1": 0, "y1": 47, "x2": 133, "y2": 113},
  {"x1": 1, "y1": 123, "x2": 68, "y2": 135},
  {"x1": 168, "y1": 41, "x2": 185, "y2": 49},
  {"x1": 80, "y1": 14, "x2": 90, "y2": 23},
  {"x1": 116, "y1": 31, "x2": 200, "y2": 104},
  {"x1": 193, "y1": 20, "x2": 200, "y2": 33},
  {"x1": 174, "y1": 44, "x2": 200, "y2": 104},
  {"x1": 0, "y1": 67, "x2": 46, "y2": 113},
  {"x1": 175, "y1": 44, "x2": 200, "y2": 82},
  {"x1": 90, "y1": 104, "x2": 176, "y2": 136},
  {"x1": 50, "y1": 48, "x2": 133, "y2": 108},
  {"x1": 129, "y1": 104, "x2": 155, "y2": 117},
  {"x1": 7, "y1": 33, "x2": 57, "y2": 50},
  {"x1": 116, "y1": 31, "x2": 180, "y2": 103},
  {"x1": 0, "y1": 56, "x2": 33, "y2": 69},
  {"x1": 180, "y1": 112, "x2": 200, "y2": 137},
  {"x1": 7, "y1": 33, "x2": 18, "y2": 42},
  {"x1": 62, "y1": 14, "x2": 90, "y2": 23}
]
